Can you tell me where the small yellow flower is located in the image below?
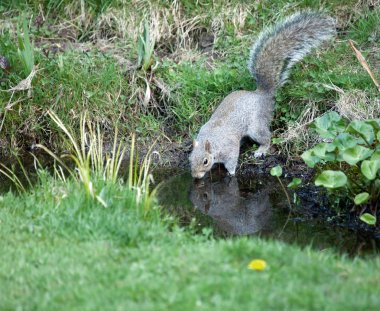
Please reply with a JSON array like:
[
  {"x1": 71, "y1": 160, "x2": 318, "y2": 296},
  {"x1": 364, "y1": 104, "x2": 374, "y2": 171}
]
[{"x1": 248, "y1": 259, "x2": 267, "y2": 271}]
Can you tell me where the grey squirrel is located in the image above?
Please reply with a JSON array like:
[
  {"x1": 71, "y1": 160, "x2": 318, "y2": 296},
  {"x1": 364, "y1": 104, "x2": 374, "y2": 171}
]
[{"x1": 190, "y1": 11, "x2": 336, "y2": 179}]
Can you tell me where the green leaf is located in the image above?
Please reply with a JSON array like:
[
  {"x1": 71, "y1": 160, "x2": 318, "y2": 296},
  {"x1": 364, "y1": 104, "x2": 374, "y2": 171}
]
[
  {"x1": 301, "y1": 149, "x2": 321, "y2": 168},
  {"x1": 311, "y1": 112, "x2": 346, "y2": 139},
  {"x1": 270, "y1": 165, "x2": 282, "y2": 177},
  {"x1": 312, "y1": 143, "x2": 334, "y2": 158},
  {"x1": 347, "y1": 120, "x2": 375, "y2": 145},
  {"x1": 354, "y1": 192, "x2": 370, "y2": 205},
  {"x1": 333, "y1": 133, "x2": 362, "y2": 150},
  {"x1": 137, "y1": 35, "x2": 144, "y2": 66},
  {"x1": 315, "y1": 170, "x2": 347, "y2": 188},
  {"x1": 272, "y1": 137, "x2": 284, "y2": 144},
  {"x1": 371, "y1": 150, "x2": 380, "y2": 161},
  {"x1": 287, "y1": 178, "x2": 302, "y2": 189},
  {"x1": 360, "y1": 213, "x2": 376, "y2": 225},
  {"x1": 340, "y1": 145, "x2": 373, "y2": 165},
  {"x1": 361, "y1": 159, "x2": 380, "y2": 180},
  {"x1": 365, "y1": 119, "x2": 380, "y2": 131}
]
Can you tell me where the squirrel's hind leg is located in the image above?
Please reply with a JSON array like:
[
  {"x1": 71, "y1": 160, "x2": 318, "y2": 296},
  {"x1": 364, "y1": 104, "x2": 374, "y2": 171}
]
[{"x1": 247, "y1": 126, "x2": 271, "y2": 158}]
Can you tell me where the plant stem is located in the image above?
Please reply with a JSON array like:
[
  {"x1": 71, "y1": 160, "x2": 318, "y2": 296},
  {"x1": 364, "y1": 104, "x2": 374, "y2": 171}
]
[{"x1": 277, "y1": 176, "x2": 292, "y2": 210}]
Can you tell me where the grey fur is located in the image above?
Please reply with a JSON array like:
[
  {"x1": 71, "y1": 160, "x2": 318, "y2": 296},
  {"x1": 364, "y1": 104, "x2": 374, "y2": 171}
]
[
  {"x1": 190, "y1": 11, "x2": 336, "y2": 179},
  {"x1": 190, "y1": 177, "x2": 273, "y2": 235},
  {"x1": 249, "y1": 11, "x2": 336, "y2": 92}
]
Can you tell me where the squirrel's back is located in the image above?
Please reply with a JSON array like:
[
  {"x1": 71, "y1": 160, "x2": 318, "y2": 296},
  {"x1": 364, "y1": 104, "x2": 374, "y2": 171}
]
[{"x1": 248, "y1": 11, "x2": 336, "y2": 93}]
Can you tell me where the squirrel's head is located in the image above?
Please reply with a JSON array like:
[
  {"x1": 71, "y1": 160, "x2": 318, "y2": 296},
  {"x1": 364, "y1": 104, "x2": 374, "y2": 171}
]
[{"x1": 190, "y1": 139, "x2": 214, "y2": 179}]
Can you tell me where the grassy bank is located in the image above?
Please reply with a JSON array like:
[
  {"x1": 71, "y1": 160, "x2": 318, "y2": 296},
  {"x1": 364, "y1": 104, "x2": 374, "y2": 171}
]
[
  {"x1": 1, "y1": 175, "x2": 380, "y2": 310},
  {"x1": 0, "y1": 0, "x2": 379, "y2": 156}
]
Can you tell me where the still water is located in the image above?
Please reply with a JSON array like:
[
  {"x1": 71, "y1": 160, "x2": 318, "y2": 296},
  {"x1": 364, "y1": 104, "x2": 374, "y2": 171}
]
[{"x1": 156, "y1": 169, "x2": 380, "y2": 256}]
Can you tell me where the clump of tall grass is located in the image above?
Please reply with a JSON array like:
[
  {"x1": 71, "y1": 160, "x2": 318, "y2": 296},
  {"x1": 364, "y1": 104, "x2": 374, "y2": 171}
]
[
  {"x1": 0, "y1": 157, "x2": 32, "y2": 193},
  {"x1": 37, "y1": 110, "x2": 156, "y2": 213},
  {"x1": 1, "y1": 110, "x2": 157, "y2": 215}
]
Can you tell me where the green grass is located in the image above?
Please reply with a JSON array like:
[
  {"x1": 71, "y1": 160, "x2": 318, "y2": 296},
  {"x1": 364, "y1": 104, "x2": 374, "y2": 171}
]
[
  {"x1": 1, "y1": 176, "x2": 380, "y2": 310},
  {"x1": 0, "y1": 0, "x2": 379, "y2": 155}
]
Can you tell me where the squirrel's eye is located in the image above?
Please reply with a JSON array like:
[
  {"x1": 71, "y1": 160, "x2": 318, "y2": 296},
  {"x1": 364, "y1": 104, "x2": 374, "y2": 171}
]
[{"x1": 203, "y1": 158, "x2": 208, "y2": 165}]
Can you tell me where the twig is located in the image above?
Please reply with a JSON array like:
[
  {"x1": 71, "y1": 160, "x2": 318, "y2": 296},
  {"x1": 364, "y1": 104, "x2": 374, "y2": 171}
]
[{"x1": 349, "y1": 39, "x2": 380, "y2": 92}]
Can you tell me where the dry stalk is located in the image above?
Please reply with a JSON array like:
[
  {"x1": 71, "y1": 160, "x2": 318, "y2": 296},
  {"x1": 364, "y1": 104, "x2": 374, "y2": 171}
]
[{"x1": 349, "y1": 39, "x2": 380, "y2": 92}]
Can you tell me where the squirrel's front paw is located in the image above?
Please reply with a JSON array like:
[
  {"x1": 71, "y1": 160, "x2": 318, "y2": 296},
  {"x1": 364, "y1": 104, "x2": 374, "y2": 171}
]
[
  {"x1": 254, "y1": 151, "x2": 266, "y2": 158},
  {"x1": 254, "y1": 145, "x2": 269, "y2": 158}
]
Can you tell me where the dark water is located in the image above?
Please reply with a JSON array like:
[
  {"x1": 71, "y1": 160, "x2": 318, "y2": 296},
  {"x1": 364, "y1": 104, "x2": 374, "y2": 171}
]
[{"x1": 156, "y1": 169, "x2": 380, "y2": 257}]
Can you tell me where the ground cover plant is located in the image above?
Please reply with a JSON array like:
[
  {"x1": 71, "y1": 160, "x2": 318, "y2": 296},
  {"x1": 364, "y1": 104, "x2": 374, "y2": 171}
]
[{"x1": 302, "y1": 112, "x2": 380, "y2": 223}]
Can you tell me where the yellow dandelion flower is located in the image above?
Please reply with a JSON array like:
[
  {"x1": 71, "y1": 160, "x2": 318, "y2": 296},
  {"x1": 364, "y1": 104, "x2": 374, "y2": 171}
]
[{"x1": 248, "y1": 259, "x2": 267, "y2": 271}]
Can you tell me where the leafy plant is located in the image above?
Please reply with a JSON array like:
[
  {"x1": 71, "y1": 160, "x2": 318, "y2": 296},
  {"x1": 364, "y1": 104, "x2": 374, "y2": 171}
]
[
  {"x1": 137, "y1": 19, "x2": 155, "y2": 71},
  {"x1": 302, "y1": 112, "x2": 380, "y2": 223},
  {"x1": 17, "y1": 15, "x2": 34, "y2": 76},
  {"x1": 270, "y1": 165, "x2": 301, "y2": 209},
  {"x1": 360, "y1": 213, "x2": 376, "y2": 225}
]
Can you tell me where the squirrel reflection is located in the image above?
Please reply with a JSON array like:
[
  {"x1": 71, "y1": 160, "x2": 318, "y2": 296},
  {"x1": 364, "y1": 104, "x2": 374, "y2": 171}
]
[{"x1": 190, "y1": 176, "x2": 272, "y2": 235}]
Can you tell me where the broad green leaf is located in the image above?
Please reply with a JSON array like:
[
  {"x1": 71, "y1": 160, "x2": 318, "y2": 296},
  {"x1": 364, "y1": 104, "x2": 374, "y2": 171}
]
[
  {"x1": 315, "y1": 170, "x2": 347, "y2": 188},
  {"x1": 354, "y1": 192, "x2": 370, "y2": 205},
  {"x1": 270, "y1": 165, "x2": 282, "y2": 177},
  {"x1": 333, "y1": 133, "x2": 362, "y2": 150},
  {"x1": 310, "y1": 143, "x2": 327, "y2": 157},
  {"x1": 361, "y1": 159, "x2": 380, "y2": 180},
  {"x1": 287, "y1": 178, "x2": 302, "y2": 189},
  {"x1": 347, "y1": 120, "x2": 375, "y2": 145},
  {"x1": 311, "y1": 143, "x2": 336, "y2": 159},
  {"x1": 340, "y1": 145, "x2": 373, "y2": 165},
  {"x1": 365, "y1": 119, "x2": 380, "y2": 131},
  {"x1": 377, "y1": 130, "x2": 380, "y2": 142},
  {"x1": 311, "y1": 112, "x2": 346, "y2": 139},
  {"x1": 371, "y1": 150, "x2": 380, "y2": 161},
  {"x1": 360, "y1": 213, "x2": 376, "y2": 225},
  {"x1": 301, "y1": 149, "x2": 321, "y2": 168}
]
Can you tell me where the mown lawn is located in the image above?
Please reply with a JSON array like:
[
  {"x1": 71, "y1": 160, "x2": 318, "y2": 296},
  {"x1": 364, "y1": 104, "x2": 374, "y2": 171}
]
[{"x1": 1, "y1": 178, "x2": 380, "y2": 310}]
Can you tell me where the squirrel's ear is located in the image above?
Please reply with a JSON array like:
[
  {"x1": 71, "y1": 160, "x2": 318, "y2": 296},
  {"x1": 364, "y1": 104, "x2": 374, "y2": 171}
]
[
  {"x1": 193, "y1": 140, "x2": 199, "y2": 148},
  {"x1": 205, "y1": 140, "x2": 211, "y2": 153}
]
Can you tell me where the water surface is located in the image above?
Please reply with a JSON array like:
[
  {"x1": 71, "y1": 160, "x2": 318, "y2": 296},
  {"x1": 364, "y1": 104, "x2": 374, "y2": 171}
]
[{"x1": 156, "y1": 169, "x2": 380, "y2": 256}]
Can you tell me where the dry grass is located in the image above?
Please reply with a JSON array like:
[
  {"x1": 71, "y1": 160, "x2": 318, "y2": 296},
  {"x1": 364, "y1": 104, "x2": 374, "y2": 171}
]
[
  {"x1": 277, "y1": 101, "x2": 322, "y2": 155},
  {"x1": 335, "y1": 89, "x2": 380, "y2": 120}
]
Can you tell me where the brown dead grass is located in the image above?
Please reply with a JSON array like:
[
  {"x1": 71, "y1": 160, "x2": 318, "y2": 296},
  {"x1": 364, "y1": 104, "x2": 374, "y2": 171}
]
[
  {"x1": 276, "y1": 101, "x2": 322, "y2": 156},
  {"x1": 335, "y1": 89, "x2": 380, "y2": 120}
]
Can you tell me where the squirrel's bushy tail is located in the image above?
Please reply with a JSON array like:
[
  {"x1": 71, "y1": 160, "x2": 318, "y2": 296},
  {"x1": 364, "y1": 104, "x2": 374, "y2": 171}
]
[{"x1": 248, "y1": 11, "x2": 336, "y2": 93}]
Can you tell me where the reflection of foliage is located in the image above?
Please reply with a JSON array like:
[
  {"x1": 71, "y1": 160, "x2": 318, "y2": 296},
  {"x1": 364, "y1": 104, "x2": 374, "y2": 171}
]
[{"x1": 302, "y1": 112, "x2": 380, "y2": 224}]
